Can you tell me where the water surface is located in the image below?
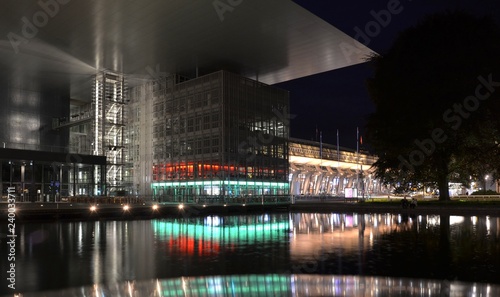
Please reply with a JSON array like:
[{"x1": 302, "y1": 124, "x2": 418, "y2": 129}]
[{"x1": 1, "y1": 212, "x2": 499, "y2": 295}]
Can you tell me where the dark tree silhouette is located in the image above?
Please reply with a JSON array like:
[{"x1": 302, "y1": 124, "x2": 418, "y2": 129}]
[{"x1": 366, "y1": 11, "x2": 500, "y2": 201}]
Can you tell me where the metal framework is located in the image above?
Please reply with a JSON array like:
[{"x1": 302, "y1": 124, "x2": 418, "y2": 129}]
[{"x1": 92, "y1": 72, "x2": 129, "y2": 195}]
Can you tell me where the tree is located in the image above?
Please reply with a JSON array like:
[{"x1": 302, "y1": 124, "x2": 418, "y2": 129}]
[{"x1": 366, "y1": 11, "x2": 500, "y2": 201}]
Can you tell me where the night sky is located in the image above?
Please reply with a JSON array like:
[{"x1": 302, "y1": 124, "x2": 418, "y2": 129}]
[{"x1": 276, "y1": 0, "x2": 500, "y2": 150}]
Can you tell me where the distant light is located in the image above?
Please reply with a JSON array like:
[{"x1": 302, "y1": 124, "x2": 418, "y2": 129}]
[
  {"x1": 123, "y1": 205, "x2": 130, "y2": 211},
  {"x1": 90, "y1": 205, "x2": 97, "y2": 212},
  {"x1": 224, "y1": 204, "x2": 227, "y2": 207},
  {"x1": 242, "y1": 204, "x2": 246, "y2": 206},
  {"x1": 178, "y1": 204, "x2": 184, "y2": 210},
  {"x1": 202, "y1": 205, "x2": 206, "y2": 207},
  {"x1": 152, "y1": 204, "x2": 159, "y2": 210}
]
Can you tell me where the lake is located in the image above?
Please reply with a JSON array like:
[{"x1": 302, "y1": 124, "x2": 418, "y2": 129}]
[{"x1": 1, "y1": 212, "x2": 499, "y2": 296}]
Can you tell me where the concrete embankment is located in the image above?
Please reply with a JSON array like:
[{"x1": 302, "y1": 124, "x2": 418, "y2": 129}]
[
  {"x1": 0, "y1": 202, "x2": 291, "y2": 222},
  {"x1": 2, "y1": 201, "x2": 499, "y2": 222},
  {"x1": 291, "y1": 201, "x2": 500, "y2": 216}
]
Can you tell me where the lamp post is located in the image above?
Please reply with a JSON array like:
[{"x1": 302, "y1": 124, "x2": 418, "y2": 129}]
[{"x1": 484, "y1": 174, "x2": 489, "y2": 192}]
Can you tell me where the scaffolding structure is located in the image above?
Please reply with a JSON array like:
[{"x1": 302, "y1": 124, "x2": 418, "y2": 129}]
[{"x1": 92, "y1": 72, "x2": 129, "y2": 195}]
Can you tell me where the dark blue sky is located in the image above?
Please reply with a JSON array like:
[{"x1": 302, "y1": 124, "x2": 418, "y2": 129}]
[{"x1": 276, "y1": 0, "x2": 500, "y2": 149}]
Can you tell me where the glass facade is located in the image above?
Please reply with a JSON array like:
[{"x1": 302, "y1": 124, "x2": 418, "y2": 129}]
[
  {"x1": 130, "y1": 71, "x2": 290, "y2": 202},
  {"x1": 0, "y1": 155, "x2": 105, "y2": 202}
]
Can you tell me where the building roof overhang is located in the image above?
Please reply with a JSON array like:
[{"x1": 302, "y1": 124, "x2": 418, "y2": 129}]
[{"x1": 0, "y1": 0, "x2": 375, "y2": 94}]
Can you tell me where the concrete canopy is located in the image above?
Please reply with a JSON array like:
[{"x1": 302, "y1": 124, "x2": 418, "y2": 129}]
[{"x1": 0, "y1": 0, "x2": 374, "y2": 91}]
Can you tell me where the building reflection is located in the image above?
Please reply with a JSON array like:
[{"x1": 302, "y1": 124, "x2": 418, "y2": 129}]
[
  {"x1": 152, "y1": 214, "x2": 290, "y2": 256},
  {"x1": 15, "y1": 274, "x2": 500, "y2": 297},
  {"x1": 9, "y1": 212, "x2": 500, "y2": 294},
  {"x1": 289, "y1": 213, "x2": 500, "y2": 265},
  {"x1": 16, "y1": 220, "x2": 156, "y2": 289}
]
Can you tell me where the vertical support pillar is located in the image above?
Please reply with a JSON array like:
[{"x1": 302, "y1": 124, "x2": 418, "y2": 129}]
[
  {"x1": 337, "y1": 175, "x2": 343, "y2": 195},
  {"x1": 30, "y1": 162, "x2": 34, "y2": 202},
  {"x1": 0, "y1": 161, "x2": 3, "y2": 199},
  {"x1": 73, "y1": 163, "x2": 76, "y2": 197},
  {"x1": 59, "y1": 165, "x2": 63, "y2": 202},
  {"x1": 102, "y1": 164, "x2": 107, "y2": 196},
  {"x1": 9, "y1": 161, "x2": 13, "y2": 186},
  {"x1": 290, "y1": 171, "x2": 299, "y2": 195},
  {"x1": 91, "y1": 165, "x2": 95, "y2": 196},
  {"x1": 40, "y1": 164, "x2": 44, "y2": 202},
  {"x1": 21, "y1": 164, "x2": 25, "y2": 202},
  {"x1": 315, "y1": 173, "x2": 324, "y2": 195},
  {"x1": 302, "y1": 172, "x2": 312, "y2": 195}
]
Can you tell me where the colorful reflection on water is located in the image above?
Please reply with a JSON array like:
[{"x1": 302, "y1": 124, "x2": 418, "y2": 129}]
[
  {"x1": 289, "y1": 213, "x2": 500, "y2": 282},
  {"x1": 2, "y1": 213, "x2": 499, "y2": 295},
  {"x1": 12, "y1": 275, "x2": 500, "y2": 297}
]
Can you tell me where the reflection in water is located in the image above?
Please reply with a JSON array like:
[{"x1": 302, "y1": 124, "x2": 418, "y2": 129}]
[
  {"x1": 289, "y1": 213, "x2": 500, "y2": 283},
  {"x1": 152, "y1": 215, "x2": 289, "y2": 256},
  {"x1": 11, "y1": 274, "x2": 500, "y2": 297},
  {"x1": 2, "y1": 213, "x2": 499, "y2": 295}
]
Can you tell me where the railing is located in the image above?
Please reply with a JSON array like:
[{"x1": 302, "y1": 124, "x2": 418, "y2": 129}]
[
  {"x1": 0, "y1": 141, "x2": 71, "y2": 153},
  {"x1": 63, "y1": 196, "x2": 147, "y2": 204},
  {"x1": 30, "y1": 195, "x2": 293, "y2": 205},
  {"x1": 193, "y1": 195, "x2": 290, "y2": 205},
  {"x1": 293, "y1": 195, "x2": 351, "y2": 202},
  {"x1": 453, "y1": 195, "x2": 500, "y2": 201}
]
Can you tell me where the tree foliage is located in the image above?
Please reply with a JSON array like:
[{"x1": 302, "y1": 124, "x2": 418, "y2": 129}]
[{"x1": 366, "y1": 11, "x2": 500, "y2": 201}]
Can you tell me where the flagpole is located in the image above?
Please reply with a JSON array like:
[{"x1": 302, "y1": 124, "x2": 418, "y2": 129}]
[
  {"x1": 320, "y1": 131, "x2": 323, "y2": 194},
  {"x1": 336, "y1": 129, "x2": 340, "y2": 167},
  {"x1": 337, "y1": 129, "x2": 340, "y2": 196},
  {"x1": 320, "y1": 131, "x2": 323, "y2": 161},
  {"x1": 356, "y1": 127, "x2": 360, "y2": 199},
  {"x1": 356, "y1": 127, "x2": 359, "y2": 155}
]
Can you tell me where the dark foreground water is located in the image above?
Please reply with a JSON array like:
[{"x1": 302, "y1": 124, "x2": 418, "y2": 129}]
[{"x1": 1, "y1": 212, "x2": 499, "y2": 295}]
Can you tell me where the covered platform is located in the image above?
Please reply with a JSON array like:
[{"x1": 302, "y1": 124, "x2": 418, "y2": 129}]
[{"x1": 289, "y1": 138, "x2": 388, "y2": 197}]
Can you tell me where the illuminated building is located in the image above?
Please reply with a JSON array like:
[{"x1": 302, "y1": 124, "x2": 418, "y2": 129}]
[
  {"x1": 289, "y1": 138, "x2": 384, "y2": 197},
  {"x1": 130, "y1": 71, "x2": 289, "y2": 200},
  {"x1": 0, "y1": 1, "x2": 375, "y2": 200}
]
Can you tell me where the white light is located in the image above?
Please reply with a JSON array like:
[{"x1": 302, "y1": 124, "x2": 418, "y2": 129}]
[
  {"x1": 90, "y1": 206, "x2": 97, "y2": 212},
  {"x1": 152, "y1": 204, "x2": 159, "y2": 210},
  {"x1": 178, "y1": 204, "x2": 184, "y2": 209},
  {"x1": 123, "y1": 205, "x2": 130, "y2": 211}
]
